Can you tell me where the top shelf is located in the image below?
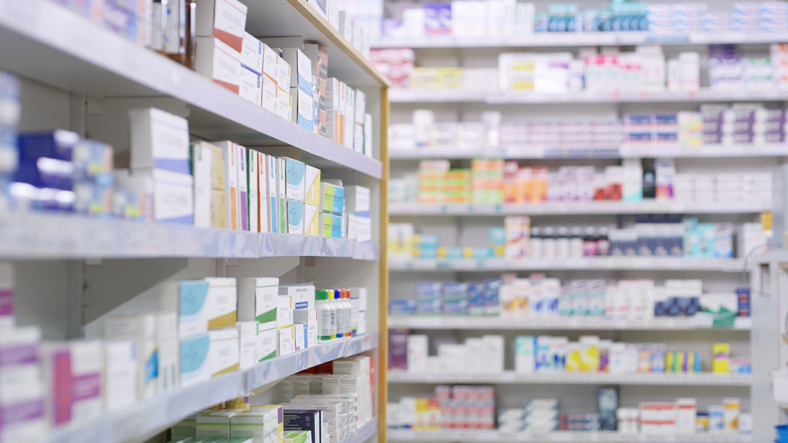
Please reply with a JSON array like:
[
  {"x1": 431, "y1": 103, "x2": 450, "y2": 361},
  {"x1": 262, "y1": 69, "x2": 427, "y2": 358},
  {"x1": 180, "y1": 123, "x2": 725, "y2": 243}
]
[
  {"x1": 247, "y1": 0, "x2": 390, "y2": 87},
  {"x1": 372, "y1": 31, "x2": 788, "y2": 49},
  {"x1": 0, "y1": 0, "x2": 383, "y2": 179}
]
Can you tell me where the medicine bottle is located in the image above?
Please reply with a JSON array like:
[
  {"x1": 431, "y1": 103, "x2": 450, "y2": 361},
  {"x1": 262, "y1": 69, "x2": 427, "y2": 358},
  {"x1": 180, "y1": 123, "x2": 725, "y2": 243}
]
[{"x1": 316, "y1": 289, "x2": 335, "y2": 342}]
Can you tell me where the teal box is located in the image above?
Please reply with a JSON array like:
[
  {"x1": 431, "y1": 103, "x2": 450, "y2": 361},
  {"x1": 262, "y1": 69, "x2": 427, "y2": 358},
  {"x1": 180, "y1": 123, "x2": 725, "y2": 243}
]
[
  {"x1": 331, "y1": 215, "x2": 342, "y2": 238},
  {"x1": 332, "y1": 186, "x2": 345, "y2": 216}
]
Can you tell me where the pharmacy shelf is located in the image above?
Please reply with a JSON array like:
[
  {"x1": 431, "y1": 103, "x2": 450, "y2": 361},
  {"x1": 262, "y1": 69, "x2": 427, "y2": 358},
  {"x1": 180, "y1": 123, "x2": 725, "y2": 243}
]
[
  {"x1": 387, "y1": 316, "x2": 753, "y2": 331},
  {"x1": 389, "y1": 201, "x2": 770, "y2": 216},
  {"x1": 389, "y1": 88, "x2": 788, "y2": 104},
  {"x1": 45, "y1": 333, "x2": 378, "y2": 443},
  {"x1": 0, "y1": 0, "x2": 382, "y2": 179},
  {"x1": 342, "y1": 417, "x2": 379, "y2": 443},
  {"x1": 387, "y1": 371, "x2": 751, "y2": 386},
  {"x1": 0, "y1": 213, "x2": 378, "y2": 261},
  {"x1": 245, "y1": 0, "x2": 390, "y2": 87},
  {"x1": 372, "y1": 31, "x2": 788, "y2": 49},
  {"x1": 388, "y1": 257, "x2": 747, "y2": 272},
  {"x1": 386, "y1": 430, "x2": 752, "y2": 442},
  {"x1": 750, "y1": 249, "x2": 788, "y2": 265},
  {"x1": 389, "y1": 144, "x2": 788, "y2": 160},
  {"x1": 247, "y1": 332, "x2": 379, "y2": 390}
]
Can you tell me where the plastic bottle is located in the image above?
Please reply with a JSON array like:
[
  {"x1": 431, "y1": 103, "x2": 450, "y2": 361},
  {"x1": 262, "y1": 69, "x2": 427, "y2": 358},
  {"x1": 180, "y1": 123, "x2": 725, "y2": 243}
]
[
  {"x1": 542, "y1": 227, "x2": 556, "y2": 258},
  {"x1": 316, "y1": 289, "x2": 335, "y2": 342},
  {"x1": 556, "y1": 227, "x2": 569, "y2": 258},
  {"x1": 342, "y1": 289, "x2": 353, "y2": 338},
  {"x1": 530, "y1": 227, "x2": 543, "y2": 258},
  {"x1": 333, "y1": 289, "x2": 345, "y2": 339},
  {"x1": 570, "y1": 227, "x2": 584, "y2": 258},
  {"x1": 597, "y1": 227, "x2": 611, "y2": 256}
]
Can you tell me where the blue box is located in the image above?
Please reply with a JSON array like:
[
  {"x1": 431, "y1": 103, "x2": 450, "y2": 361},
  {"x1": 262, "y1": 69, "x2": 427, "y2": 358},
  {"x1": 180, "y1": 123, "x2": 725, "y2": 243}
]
[
  {"x1": 390, "y1": 299, "x2": 416, "y2": 316},
  {"x1": 467, "y1": 283, "x2": 486, "y2": 315},
  {"x1": 484, "y1": 279, "x2": 501, "y2": 315},
  {"x1": 18, "y1": 130, "x2": 78, "y2": 161}
]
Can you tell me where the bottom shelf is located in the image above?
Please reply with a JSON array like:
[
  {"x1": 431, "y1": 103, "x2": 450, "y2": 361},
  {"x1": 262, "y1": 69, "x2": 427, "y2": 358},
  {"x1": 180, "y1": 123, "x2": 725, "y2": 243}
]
[
  {"x1": 345, "y1": 417, "x2": 379, "y2": 443},
  {"x1": 386, "y1": 430, "x2": 751, "y2": 442},
  {"x1": 45, "y1": 334, "x2": 378, "y2": 443}
]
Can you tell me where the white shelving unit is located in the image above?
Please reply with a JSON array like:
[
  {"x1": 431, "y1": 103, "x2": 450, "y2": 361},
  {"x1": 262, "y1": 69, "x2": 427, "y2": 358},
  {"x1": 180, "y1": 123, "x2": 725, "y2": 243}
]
[
  {"x1": 389, "y1": 144, "x2": 788, "y2": 160},
  {"x1": 386, "y1": 430, "x2": 752, "y2": 442},
  {"x1": 388, "y1": 257, "x2": 747, "y2": 272},
  {"x1": 45, "y1": 334, "x2": 378, "y2": 443},
  {"x1": 388, "y1": 371, "x2": 751, "y2": 386},
  {"x1": 385, "y1": 4, "x2": 772, "y2": 441},
  {"x1": 0, "y1": 0, "x2": 390, "y2": 442},
  {"x1": 389, "y1": 202, "x2": 770, "y2": 216},
  {"x1": 388, "y1": 316, "x2": 753, "y2": 331},
  {"x1": 390, "y1": 88, "x2": 788, "y2": 104},
  {"x1": 372, "y1": 31, "x2": 788, "y2": 49}
]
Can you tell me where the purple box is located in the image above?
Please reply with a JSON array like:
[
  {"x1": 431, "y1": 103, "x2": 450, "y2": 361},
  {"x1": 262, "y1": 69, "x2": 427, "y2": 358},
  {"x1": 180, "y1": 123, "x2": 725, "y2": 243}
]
[
  {"x1": 424, "y1": 3, "x2": 451, "y2": 35},
  {"x1": 766, "y1": 133, "x2": 786, "y2": 143},
  {"x1": 389, "y1": 329, "x2": 410, "y2": 370}
]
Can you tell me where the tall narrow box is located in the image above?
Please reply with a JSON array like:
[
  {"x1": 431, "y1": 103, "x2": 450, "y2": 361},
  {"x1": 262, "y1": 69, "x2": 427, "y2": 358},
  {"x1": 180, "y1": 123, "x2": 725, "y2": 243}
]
[
  {"x1": 103, "y1": 341, "x2": 137, "y2": 412},
  {"x1": 237, "y1": 321, "x2": 258, "y2": 370},
  {"x1": 191, "y1": 142, "x2": 212, "y2": 228},
  {"x1": 257, "y1": 153, "x2": 269, "y2": 233},
  {"x1": 209, "y1": 327, "x2": 240, "y2": 377},
  {"x1": 343, "y1": 86, "x2": 355, "y2": 150},
  {"x1": 345, "y1": 185, "x2": 370, "y2": 218},
  {"x1": 215, "y1": 141, "x2": 240, "y2": 230},
  {"x1": 277, "y1": 157, "x2": 287, "y2": 234},
  {"x1": 278, "y1": 326, "x2": 296, "y2": 356},
  {"x1": 204, "y1": 277, "x2": 237, "y2": 329},
  {"x1": 238, "y1": 277, "x2": 280, "y2": 330},
  {"x1": 105, "y1": 314, "x2": 158, "y2": 400},
  {"x1": 364, "y1": 113, "x2": 373, "y2": 158},
  {"x1": 157, "y1": 311, "x2": 180, "y2": 393},
  {"x1": 267, "y1": 154, "x2": 279, "y2": 233},
  {"x1": 304, "y1": 165, "x2": 321, "y2": 206},
  {"x1": 248, "y1": 149, "x2": 259, "y2": 233},
  {"x1": 304, "y1": 204, "x2": 319, "y2": 236},
  {"x1": 285, "y1": 158, "x2": 306, "y2": 202},
  {"x1": 237, "y1": 145, "x2": 249, "y2": 231}
]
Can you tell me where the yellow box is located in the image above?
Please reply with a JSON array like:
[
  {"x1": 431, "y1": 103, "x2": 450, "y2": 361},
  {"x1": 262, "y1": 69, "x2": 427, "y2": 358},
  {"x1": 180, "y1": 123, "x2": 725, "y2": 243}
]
[
  {"x1": 304, "y1": 204, "x2": 319, "y2": 236},
  {"x1": 712, "y1": 343, "x2": 731, "y2": 373},
  {"x1": 304, "y1": 165, "x2": 321, "y2": 206},
  {"x1": 211, "y1": 189, "x2": 227, "y2": 229}
]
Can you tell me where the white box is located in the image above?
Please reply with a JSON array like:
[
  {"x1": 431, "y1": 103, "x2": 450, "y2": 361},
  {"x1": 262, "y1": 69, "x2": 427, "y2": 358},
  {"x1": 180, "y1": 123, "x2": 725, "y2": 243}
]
[
  {"x1": 304, "y1": 165, "x2": 321, "y2": 206},
  {"x1": 105, "y1": 314, "x2": 158, "y2": 399},
  {"x1": 277, "y1": 295, "x2": 294, "y2": 328},
  {"x1": 285, "y1": 158, "x2": 306, "y2": 202},
  {"x1": 276, "y1": 56, "x2": 292, "y2": 91},
  {"x1": 196, "y1": 37, "x2": 242, "y2": 94},
  {"x1": 353, "y1": 123, "x2": 364, "y2": 154},
  {"x1": 197, "y1": 410, "x2": 238, "y2": 439},
  {"x1": 345, "y1": 185, "x2": 370, "y2": 218},
  {"x1": 204, "y1": 277, "x2": 237, "y2": 329},
  {"x1": 209, "y1": 327, "x2": 240, "y2": 377},
  {"x1": 196, "y1": 0, "x2": 248, "y2": 52},
  {"x1": 294, "y1": 323, "x2": 306, "y2": 351},
  {"x1": 280, "y1": 284, "x2": 316, "y2": 310},
  {"x1": 276, "y1": 158, "x2": 287, "y2": 234},
  {"x1": 304, "y1": 204, "x2": 319, "y2": 236},
  {"x1": 287, "y1": 199, "x2": 304, "y2": 234},
  {"x1": 128, "y1": 107, "x2": 190, "y2": 174},
  {"x1": 240, "y1": 67, "x2": 262, "y2": 105},
  {"x1": 282, "y1": 48, "x2": 313, "y2": 95},
  {"x1": 515, "y1": 336, "x2": 535, "y2": 374},
  {"x1": 103, "y1": 341, "x2": 137, "y2": 412},
  {"x1": 180, "y1": 333, "x2": 210, "y2": 387},
  {"x1": 159, "y1": 280, "x2": 210, "y2": 338},
  {"x1": 326, "y1": 78, "x2": 340, "y2": 142},
  {"x1": 241, "y1": 33, "x2": 263, "y2": 75},
  {"x1": 192, "y1": 142, "x2": 212, "y2": 228},
  {"x1": 257, "y1": 326, "x2": 278, "y2": 362},
  {"x1": 42, "y1": 341, "x2": 104, "y2": 427},
  {"x1": 290, "y1": 86, "x2": 314, "y2": 131},
  {"x1": 343, "y1": 86, "x2": 355, "y2": 150},
  {"x1": 130, "y1": 169, "x2": 193, "y2": 224},
  {"x1": 294, "y1": 309, "x2": 318, "y2": 348},
  {"x1": 237, "y1": 321, "x2": 258, "y2": 370},
  {"x1": 262, "y1": 44, "x2": 279, "y2": 84},
  {"x1": 262, "y1": 75, "x2": 279, "y2": 113},
  {"x1": 676, "y1": 398, "x2": 697, "y2": 434},
  {"x1": 406, "y1": 335, "x2": 428, "y2": 373},
  {"x1": 267, "y1": 154, "x2": 280, "y2": 233},
  {"x1": 257, "y1": 152, "x2": 269, "y2": 233},
  {"x1": 157, "y1": 311, "x2": 180, "y2": 393},
  {"x1": 278, "y1": 326, "x2": 296, "y2": 356},
  {"x1": 238, "y1": 277, "x2": 279, "y2": 331},
  {"x1": 276, "y1": 86, "x2": 293, "y2": 121},
  {"x1": 248, "y1": 149, "x2": 259, "y2": 233},
  {"x1": 215, "y1": 141, "x2": 240, "y2": 230},
  {"x1": 339, "y1": 11, "x2": 353, "y2": 41}
]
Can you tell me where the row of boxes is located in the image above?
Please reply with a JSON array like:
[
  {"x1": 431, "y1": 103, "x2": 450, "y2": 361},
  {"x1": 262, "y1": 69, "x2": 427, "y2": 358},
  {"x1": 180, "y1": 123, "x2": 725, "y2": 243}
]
[{"x1": 387, "y1": 386, "x2": 496, "y2": 430}]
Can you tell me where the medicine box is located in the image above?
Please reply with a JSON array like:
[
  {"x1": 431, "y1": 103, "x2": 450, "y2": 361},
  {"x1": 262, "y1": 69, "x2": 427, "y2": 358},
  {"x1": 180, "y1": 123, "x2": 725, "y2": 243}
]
[
  {"x1": 304, "y1": 204, "x2": 319, "y2": 236},
  {"x1": 215, "y1": 141, "x2": 240, "y2": 230},
  {"x1": 277, "y1": 295, "x2": 294, "y2": 328},
  {"x1": 204, "y1": 277, "x2": 237, "y2": 329},
  {"x1": 282, "y1": 48, "x2": 313, "y2": 95},
  {"x1": 262, "y1": 75, "x2": 279, "y2": 114},
  {"x1": 241, "y1": 33, "x2": 263, "y2": 75},
  {"x1": 128, "y1": 107, "x2": 190, "y2": 175},
  {"x1": 237, "y1": 145, "x2": 249, "y2": 231},
  {"x1": 278, "y1": 326, "x2": 296, "y2": 356},
  {"x1": 130, "y1": 169, "x2": 194, "y2": 224},
  {"x1": 248, "y1": 150, "x2": 259, "y2": 233},
  {"x1": 277, "y1": 158, "x2": 287, "y2": 234},
  {"x1": 105, "y1": 314, "x2": 158, "y2": 400},
  {"x1": 280, "y1": 285, "x2": 316, "y2": 310},
  {"x1": 257, "y1": 326, "x2": 277, "y2": 362},
  {"x1": 294, "y1": 323, "x2": 305, "y2": 351},
  {"x1": 239, "y1": 67, "x2": 262, "y2": 106},
  {"x1": 284, "y1": 430, "x2": 311, "y2": 443},
  {"x1": 287, "y1": 199, "x2": 304, "y2": 234},
  {"x1": 266, "y1": 155, "x2": 278, "y2": 233},
  {"x1": 237, "y1": 277, "x2": 279, "y2": 330},
  {"x1": 285, "y1": 158, "x2": 306, "y2": 202},
  {"x1": 238, "y1": 321, "x2": 258, "y2": 370},
  {"x1": 294, "y1": 309, "x2": 318, "y2": 348},
  {"x1": 196, "y1": 410, "x2": 238, "y2": 439},
  {"x1": 196, "y1": 37, "x2": 242, "y2": 94},
  {"x1": 276, "y1": 86, "x2": 293, "y2": 121},
  {"x1": 231, "y1": 409, "x2": 278, "y2": 443},
  {"x1": 191, "y1": 142, "x2": 212, "y2": 228},
  {"x1": 304, "y1": 165, "x2": 321, "y2": 206},
  {"x1": 172, "y1": 414, "x2": 198, "y2": 440},
  {"x1": 0, "y1": 262, "x2": 13, "y2": 330},
  {"x1": 209, "y1": 327, "x2": 240, "y2": 377},
  {"x1": 103, "y1": 341, "x2": 138, "y2": 412},
  {"x1": 290, "y1": 86, "x2": 314, "y2": 131},
  {"x1": 180, "y1": 333, "x2": 210, "y2": 387},
  {"x1": 157, "y1": 311, "x2": 179, "y2": 393},
  {"x1": 196, "y1": 0, "x2": 248, "y2": 52},
  {"x1": 345, "y1": 185, "x2": 370, "y2": 218},
  {"x1": 42, "y1": 341, "x2": 104, "y2": 427},
  {"x1": 160, "y1": 280, "x2": 210, "y2": 338},
  {"x1": 321, "y1": 213, "x2": 333, "y2": 237}
]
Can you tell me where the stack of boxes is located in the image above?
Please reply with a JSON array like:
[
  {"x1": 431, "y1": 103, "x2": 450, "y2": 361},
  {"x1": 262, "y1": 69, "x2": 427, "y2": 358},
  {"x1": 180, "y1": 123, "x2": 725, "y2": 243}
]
[
  {"x1": 471, "y1": 159, "x2": 504, "y2": 204},
  {"x1": 345, "y1": 185, "x2": 371, "y2": 242},
  {"x1": 320, "y1": 181, "x2": 345, "y2": 238},
  {"x1": 677, "y1": 111, "x2": 703, "y2": 148},
  {"x1": 497, "y1": 399, "x2": 559, "y2": 433},
  {"x1": 732, "y1": 2, "x2": 788, "y2": 32}
]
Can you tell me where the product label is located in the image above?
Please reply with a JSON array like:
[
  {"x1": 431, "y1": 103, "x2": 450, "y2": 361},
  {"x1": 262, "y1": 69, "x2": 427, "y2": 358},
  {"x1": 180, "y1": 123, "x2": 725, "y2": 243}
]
[
  {"x1": 0, "y1": 398, "x2": 44, "y2": 427},
  {"x1": 0, "y1": 289, "x2": 13, "y2": 317},
  {"x1": 213, "y1": 0, "x2": 248, "y2": 52},
  {"x1": 211, "y1": 39, "x2": 242, "y2": 94},
  {"x1": 0, "y1": 342, "x2": 37, "y2": 367}
]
